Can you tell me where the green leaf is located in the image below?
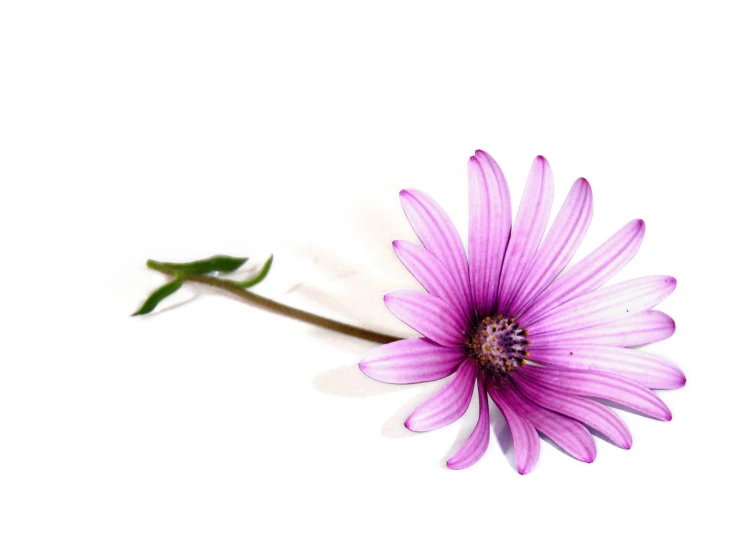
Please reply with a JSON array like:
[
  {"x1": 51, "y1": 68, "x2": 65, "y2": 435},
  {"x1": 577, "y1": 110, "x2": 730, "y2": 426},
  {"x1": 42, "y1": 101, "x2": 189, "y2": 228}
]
[
  {"x1": 131, "y1": 279, "x2": 184, "y2": 316},
  {"x1": 146, "y1": 255, "x2": 248, "y2": 275},
  {"x1": 236, "y1": 255, "x2": 274, "y2": 288}
]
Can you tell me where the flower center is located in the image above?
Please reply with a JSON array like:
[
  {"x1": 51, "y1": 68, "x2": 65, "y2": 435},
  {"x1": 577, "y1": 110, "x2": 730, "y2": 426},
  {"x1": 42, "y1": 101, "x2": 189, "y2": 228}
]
[{"x1": 468, "y1": 315, "x2": 529, "y2": 375}]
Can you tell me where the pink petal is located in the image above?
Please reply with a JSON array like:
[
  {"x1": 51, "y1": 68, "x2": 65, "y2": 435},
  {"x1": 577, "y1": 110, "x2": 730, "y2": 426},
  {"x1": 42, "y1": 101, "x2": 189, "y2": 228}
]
[
  {"x1": 468, "y1": 151, "x2": 511, "y2": 316},
  {"x1": 384, "y1": 290, "x2": 468, "y2": 348},
  {"x1": 447, "y1": 373, "x2": 491, "y2": 469},
  {"x1": 488, "y1": 381, "x2": 540, "y2": 474},
  {"x1": 526, "y1": 345, "x2": 685, "y2": 390},
  {"x1": 504, "y1": 383, "x2": 597, "y2": 463},
  {"x1": 507, "y1": 178, "x2": 593, "y2": 317},
  {"x1": 511, "y1": 372, "x2": 632, "y2": 449},
  {"x1": 526, "y1": 275, "x2": 677, "y2": 335},
  {"x1": 399, "y1": 189, "x2": 473, "y2": 313},
  {"x1": 497, "y1": 156, "x2": 555, "y2": 313},
  {"x1": 405, "y1": 358, "x2": 477, "y2": 431},
  {"x1": 528, "y1": 310, "x2": 675, "y2": 348},
  {"x1": 519, "y1": 365, "x2": 672, "y2": 420},
  {"x1": 519, "y1": 219, "x2": 646, "y2": 324},
  {"x1": 393, "y1": 240, "x2": 473, "y2": 326},
  {"x1": 359, "y1": 338, "x2": 468, "y2": 384}
]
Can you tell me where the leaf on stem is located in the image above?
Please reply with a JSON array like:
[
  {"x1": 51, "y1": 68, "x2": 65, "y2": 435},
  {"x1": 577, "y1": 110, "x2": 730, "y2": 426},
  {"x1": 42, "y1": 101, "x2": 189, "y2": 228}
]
[
  {"x1": 236, "y1": 255, "x2": 274, "y2": 288},
  {"x1": 147, "y1": 255, "x2": 248, "y2": 275},
  {"x1": 131, "y1": 279, "x2": 184, "y2": 316}
]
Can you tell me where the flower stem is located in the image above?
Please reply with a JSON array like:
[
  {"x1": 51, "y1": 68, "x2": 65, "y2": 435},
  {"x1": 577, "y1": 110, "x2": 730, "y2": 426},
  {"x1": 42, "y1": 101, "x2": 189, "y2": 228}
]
[{"x1": 146, "y1": 260, "x2": 402, "y2": 344}]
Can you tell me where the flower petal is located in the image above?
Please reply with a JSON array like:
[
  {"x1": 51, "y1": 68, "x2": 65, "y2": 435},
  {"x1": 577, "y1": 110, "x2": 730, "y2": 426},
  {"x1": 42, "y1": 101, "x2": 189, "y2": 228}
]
[
  {"x1": 511, "y1": 372, "x2": 632, "y2": 449},
  {"x1": 519, "y1": 219, "x2": 645, "y2": 324},
  {"x1": 399, "y1": 189, "x2": 473, "y2": 313},
  {"x1": 468, "y1": 151, "x2": 512, "y2": 316},
  {"x1": 359, "y1": 338, "x2": 468, "y2": 384},
  {"x1": 504, "y1": 383, "x2": 597, "y2": 463},
  {"x1": 528, "y1": 310, "x2": 675, "y2": 348},
  {"x1": 497, "y1": 156, "x2": 555, "y2": 313},
  {"x1": 507, "y1": 178, "x2": 593, "y2": 317},
  {"x1": 519, "y1": 365, "x2": 672, "y2": 420},
  {"x1": 526, "y1": 275, "x2": 677, "y2": 335},
  {"x1": 447, "y1": 373, "x2": 491, "y2": 469},
  {"x1": 393, "y1": 240, "x2": 472, "y2": 326},
  {"x1": 384, "y1": 290, "x2": 468, "y2": 347},
  {"x1": 488, "y1": 381, "x2": 540, "y2": 474},
  {"x1": 405, "y1": 358, "x2": 477, "y2": 431},
  {"x1": 526, "y1": 345, "x2": 686, "y2": 390}
]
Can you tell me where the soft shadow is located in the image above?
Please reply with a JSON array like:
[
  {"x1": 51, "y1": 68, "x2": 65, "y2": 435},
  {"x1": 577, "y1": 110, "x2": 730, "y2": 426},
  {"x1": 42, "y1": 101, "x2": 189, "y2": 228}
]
[
  {"x1": 491, "y1": 418, "x2": 620, "y2": 470},
  {"x1": 587, "y1": 427, "x2": 625, "y2": 449},
  {"x1": 540, "y1": 435, "x2": 569, "y2": 458},
  {"x1": 312, "y1": 365, "x2": 403, "y2": 397},
  {"x1": 597, "y1": 398, "x2": 671, "y2": 421},
  {"x1": 538, "y1": 435, "x2": 595, "y2": 465},
  {"x1": 439, "y1": 411, "x2": 478, "y2": 468},
  {"x1": 492, "y1": 405, "x2": 517, "y2": 472},
  {"x1": 380, "y1": 387, "x2": 434, "y2": 439}
]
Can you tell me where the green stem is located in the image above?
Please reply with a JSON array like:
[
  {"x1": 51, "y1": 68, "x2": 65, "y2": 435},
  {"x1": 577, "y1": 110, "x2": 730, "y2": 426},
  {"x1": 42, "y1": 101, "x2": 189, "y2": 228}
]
[{"x1": 146, "y1": 260, "x2": 402, "y2": 344}]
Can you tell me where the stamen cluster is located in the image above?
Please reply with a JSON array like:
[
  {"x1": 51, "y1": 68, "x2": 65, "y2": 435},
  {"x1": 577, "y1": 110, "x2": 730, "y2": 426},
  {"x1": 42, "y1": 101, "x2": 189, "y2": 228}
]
[{"x1": 468, "y1": 315, "x2": 529, "y2": 375}]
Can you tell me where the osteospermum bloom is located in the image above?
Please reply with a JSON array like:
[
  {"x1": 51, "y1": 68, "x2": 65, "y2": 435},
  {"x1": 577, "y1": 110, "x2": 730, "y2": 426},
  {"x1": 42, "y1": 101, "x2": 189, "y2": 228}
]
[{"x1": 359, "y1": 151, "x2": 684, "y2": 473}]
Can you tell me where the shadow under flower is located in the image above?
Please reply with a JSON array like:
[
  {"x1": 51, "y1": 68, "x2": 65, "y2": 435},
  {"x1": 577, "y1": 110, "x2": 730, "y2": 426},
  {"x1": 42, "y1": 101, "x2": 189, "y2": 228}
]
[
  {"x1": 380, "y1": 387, "x2": 438, "y2": 439},
  {"x1": 430, "y1": 397, "x2": 520, "y2": 470},
  {"x1": 597, "y1": 398, "x2": 673, "y2": 421},
  {"x1": 439, "y1": 416, "x2": 478, "y2": 469},
  {"x1": 493, "y1": 407, "x2": 516, "y2": 472}
]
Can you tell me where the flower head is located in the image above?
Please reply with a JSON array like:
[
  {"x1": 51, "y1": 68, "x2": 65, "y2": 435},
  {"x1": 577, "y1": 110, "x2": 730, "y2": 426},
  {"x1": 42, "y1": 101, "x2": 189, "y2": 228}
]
[{"x1": 359, "y1": 151, "x2": 684, "y2": 473}]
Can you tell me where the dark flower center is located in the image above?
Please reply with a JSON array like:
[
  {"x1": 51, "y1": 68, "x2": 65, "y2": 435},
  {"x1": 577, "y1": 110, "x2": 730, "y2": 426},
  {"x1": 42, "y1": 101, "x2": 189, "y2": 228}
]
[{"x1": 468, "y1": 315, "x2": 529, "y2": 375}]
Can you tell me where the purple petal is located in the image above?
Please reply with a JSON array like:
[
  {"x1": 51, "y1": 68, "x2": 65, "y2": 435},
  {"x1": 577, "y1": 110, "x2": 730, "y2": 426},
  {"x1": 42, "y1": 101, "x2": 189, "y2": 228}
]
[
  {"x1": 503, "y1": 383, "x2": 597, "y2": 463},
  {"x1": 468, "y1": 151, "x2": 511, "y2": 316},
  {"x1": 399, "y1": 189, "x2": 473, "y2": 313},
  {"x1": 488, "y1": 381, "x2": 540, "y2": 474},
  {"x1": 393, "y1": 240, "x2": 473, "y2": 326},
  {"x1": 511, "y1": 372, "x2": 632, "y2": 449},
  {"x1": 405, "y1": 358, "x2": 477, "y2": 431},
  {"x1": 520, "y1": 365, "x2": 672, "y2": 420},
  {"x1": 497, "y1": 156, "x2": 555, "y2": 313},
  {"x1": 528, "y1": 310, "x2": 675, "y2": 348},
  {"x1": 359, "y1": 338, "x2": 468, "y2": 384},
  {"x1": 526, "y1": 345, "x2": 685, "y2": 390},
  {"x1": 519, "y1": 219, "x2": 646, "y2": 324},
  {"x1": 526, "y1": 275, "x2": 677, "y2": 335},
  {"x1": 384, "y1": 290, "x2": 468, "y2": 348},
  {"x1": 507, "y1": 178, "x2": 593, "y2": 317},
  {"x1": 447, "y1": 373, "x2": 491, "y2": 469}
]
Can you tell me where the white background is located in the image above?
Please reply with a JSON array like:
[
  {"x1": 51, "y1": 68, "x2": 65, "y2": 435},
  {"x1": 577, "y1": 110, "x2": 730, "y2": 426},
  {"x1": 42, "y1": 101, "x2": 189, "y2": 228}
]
[{"x1": 1, "y1": 1, "x2": 737, "y2": 552}]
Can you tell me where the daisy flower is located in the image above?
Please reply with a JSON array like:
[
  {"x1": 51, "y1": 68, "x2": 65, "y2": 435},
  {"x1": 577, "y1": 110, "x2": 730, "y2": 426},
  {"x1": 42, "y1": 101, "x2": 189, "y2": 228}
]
[{"x1": 359, "y1": 151, "x2": 684, "y2": 473}]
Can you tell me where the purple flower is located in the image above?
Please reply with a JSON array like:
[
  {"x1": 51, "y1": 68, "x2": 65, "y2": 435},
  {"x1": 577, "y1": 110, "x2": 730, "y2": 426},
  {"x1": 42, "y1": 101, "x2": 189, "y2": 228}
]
[{"x1": 359, "y1": 151, "x2": 684, "y2": 473}]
